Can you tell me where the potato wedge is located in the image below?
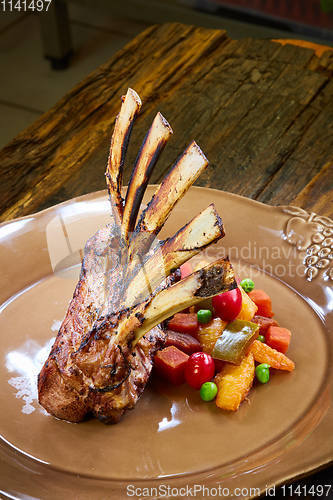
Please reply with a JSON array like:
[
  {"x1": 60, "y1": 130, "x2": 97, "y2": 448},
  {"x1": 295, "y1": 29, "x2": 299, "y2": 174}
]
[
  {"x1": 215, "y1": 352, "x2": 255, "y2": 411},
  {"x1": 237, "y1": 286, "x2": 258, "y2": 321}
]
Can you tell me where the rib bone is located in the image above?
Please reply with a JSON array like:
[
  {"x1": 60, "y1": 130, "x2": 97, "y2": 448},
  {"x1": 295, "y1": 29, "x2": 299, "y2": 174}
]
[
  {"x1": 106, "y1": 88, "x2": 142, "y2": 221},
  {"x1": 137, "y1": 141, "x2": 209, "y2": 235},
  {"x1": 122, "y1": 112, "x2": 173, "y2": 241}
]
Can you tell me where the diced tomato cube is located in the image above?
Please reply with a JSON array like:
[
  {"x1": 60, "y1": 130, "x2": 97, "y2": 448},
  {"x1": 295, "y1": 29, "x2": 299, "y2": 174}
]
[
  {"x1": 168, "y1": 313, "x2": 199, "y2": 335},
  {"x1": 180, "y1": 262, "x2": 193, "y2": 280},
  {"x1": 154, "y1": 346, "x2": 189, "y2": 385},
  {"x1": 165, "y1": 330, "x2": 201, "y2": 354},
  {"x1": 248, "y1": 290, "x2": 274, "y2": 318},
  {"x1": 266, "y1": 326, "x2": 291, "y2": 354},
  {"x1": 251, "y1": 315, "x2": 279, "y2": 335},
  {"x1": 214, "y1": 359, "x2": 224, "y2": 373}
]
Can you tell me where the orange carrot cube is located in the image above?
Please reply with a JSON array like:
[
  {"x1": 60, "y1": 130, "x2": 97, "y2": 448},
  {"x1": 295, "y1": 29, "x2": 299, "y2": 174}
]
[
  {"x1": 266, "y1": 326, "x2": 291, "y2": 354},
  {"x1": 248, "y1": 289, "x2": 274, "y2": 318}
]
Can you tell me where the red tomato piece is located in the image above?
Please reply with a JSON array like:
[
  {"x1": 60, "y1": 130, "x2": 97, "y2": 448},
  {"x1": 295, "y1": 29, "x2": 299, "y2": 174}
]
[
  {"x1": 251, "y1": 315, "x2": 279, "y2": 335},
  {"x1": 266, "y1": 326, "x2": 291, "y2": 354},
  {"x1": 154, "y1": 346, "x2": 189, "y2": 385},
  {"x1": 180, "y1": 262, "x2": 193, "y2": 279},
  {"x1": 212, "y1": 287, "x2": 242, "y2": 322},
  {"x1": 168, "y1": 313, "x2": 199, "y2": 335},
  {"x1": 165, "y1": 330, "x2": 201, "y2": 354},
  {"x1": 248, "y1": 290, "x2": 274, "y2": 318},
  {"x1": 185, "y1": 352, "x2": 215, "y2": 389}
]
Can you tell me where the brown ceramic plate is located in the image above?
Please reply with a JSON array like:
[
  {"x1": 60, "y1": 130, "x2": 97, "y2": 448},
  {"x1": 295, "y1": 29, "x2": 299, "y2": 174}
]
[{"x1": 0, "y1": 187, "x2": 332, "y2": 499}]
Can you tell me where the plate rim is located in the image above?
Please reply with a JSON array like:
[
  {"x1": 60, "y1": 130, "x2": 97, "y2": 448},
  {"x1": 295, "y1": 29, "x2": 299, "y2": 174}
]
[
  {"x1": 0, "y1": 186, "x2": 332, "y2": 498},
  {"x1": 0, "y1": 186, "x2": 286, "y2": 227}
]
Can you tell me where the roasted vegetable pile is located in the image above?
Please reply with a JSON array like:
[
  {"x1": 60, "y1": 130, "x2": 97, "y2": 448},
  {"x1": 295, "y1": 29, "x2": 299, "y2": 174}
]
[{"x1": 154, "y1": 263, "x2": 295, "y2": 412}]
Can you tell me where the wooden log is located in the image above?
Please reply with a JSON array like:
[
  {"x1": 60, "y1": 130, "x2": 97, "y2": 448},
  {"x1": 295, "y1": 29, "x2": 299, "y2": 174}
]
[
  {"x1": 292, "y1": 161, "x2": 333, "y2": 217},
  {"x1": 0, "y1": 23, "x2": 332, "y2": 221}
]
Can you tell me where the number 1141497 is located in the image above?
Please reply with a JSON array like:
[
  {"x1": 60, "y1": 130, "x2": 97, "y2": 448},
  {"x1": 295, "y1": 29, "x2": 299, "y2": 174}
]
[{"x1": 1, "y1": 0, "x2": 52, "y2": 11}]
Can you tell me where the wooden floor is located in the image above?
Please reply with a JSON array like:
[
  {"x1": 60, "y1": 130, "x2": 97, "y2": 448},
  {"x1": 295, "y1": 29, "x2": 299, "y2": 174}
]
[{"x1": 0, "y1": 0, "x2": 332, "y2": 149}]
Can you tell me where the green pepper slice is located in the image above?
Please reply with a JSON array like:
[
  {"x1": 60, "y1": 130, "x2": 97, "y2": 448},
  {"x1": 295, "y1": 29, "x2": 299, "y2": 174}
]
[{"x1": 211, "y1": 319, "x2": 259, "y2": 365}]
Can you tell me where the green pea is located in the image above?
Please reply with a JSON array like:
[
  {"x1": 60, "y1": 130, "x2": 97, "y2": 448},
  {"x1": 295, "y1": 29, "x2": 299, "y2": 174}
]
[
  {"x1": 200, "y1": 381, "x2": 218, "y2": 401},
  {"x1": 197, "y1": 309, "x2": 212, "y2": 324},
  {"x1": 255, "y1": 363, "x2": 270, "y2": 384},
  {"x1": 257, "y1": 335, "x2": 266, "y2": 343},
  {"x1": 240, "y1": 278, "x2": 255, "y2": 293}
]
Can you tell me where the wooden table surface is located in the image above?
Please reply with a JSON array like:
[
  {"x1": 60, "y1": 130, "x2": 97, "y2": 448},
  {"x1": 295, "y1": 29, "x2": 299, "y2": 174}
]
[
  {"x1": 0, "y1": 22, "x2": 332, "y2": 222},
  {"x1": 0, "y1": 22, "x2": 332, "y2": 496}
]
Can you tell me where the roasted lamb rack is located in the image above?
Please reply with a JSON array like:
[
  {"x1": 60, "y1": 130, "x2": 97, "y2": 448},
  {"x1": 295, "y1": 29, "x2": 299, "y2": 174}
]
[{"x1": 38, "y1": 89, "x2": 237, "y2": 423}]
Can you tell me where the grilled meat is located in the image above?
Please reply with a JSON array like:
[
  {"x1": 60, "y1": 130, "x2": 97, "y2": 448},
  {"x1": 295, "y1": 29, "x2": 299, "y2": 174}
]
[{"x1": 38, "y1": 89, "x2": 237, "y2": 423}]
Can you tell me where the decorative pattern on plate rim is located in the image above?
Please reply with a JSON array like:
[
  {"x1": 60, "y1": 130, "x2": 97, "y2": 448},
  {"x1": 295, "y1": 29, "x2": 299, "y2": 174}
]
[{"x1": 281, "y1": 206, "x2": 333, "y2": 282}]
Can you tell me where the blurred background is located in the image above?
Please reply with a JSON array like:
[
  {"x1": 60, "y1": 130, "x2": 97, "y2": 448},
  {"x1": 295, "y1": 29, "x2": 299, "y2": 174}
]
[{"x1": 0, "y1": 0, "x2": 332, "y2": 149}]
